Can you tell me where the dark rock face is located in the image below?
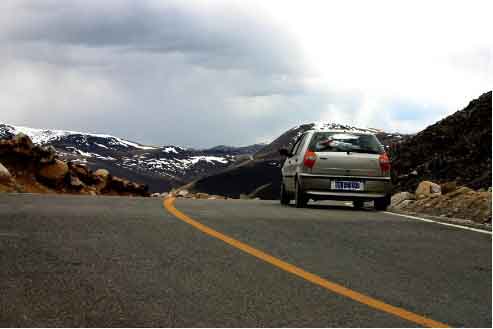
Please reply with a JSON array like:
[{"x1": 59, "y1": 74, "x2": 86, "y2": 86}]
[{"x1": 389, "y1": 91, "x2": 492, "y2": 192}]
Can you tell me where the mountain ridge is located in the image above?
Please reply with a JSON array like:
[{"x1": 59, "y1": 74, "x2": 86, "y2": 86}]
[{"x1": 0, "y1": 123, "x2": 265, "y2": 192}]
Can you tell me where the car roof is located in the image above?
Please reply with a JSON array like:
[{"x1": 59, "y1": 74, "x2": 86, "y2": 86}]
[{"x1": 305, "y1": 129, "x2": 375, "y2": 135}]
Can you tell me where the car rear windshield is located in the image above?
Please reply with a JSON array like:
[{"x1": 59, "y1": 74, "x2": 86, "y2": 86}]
[{"x1": 308, "y1": 132, "x2": 384, "y2": 154}]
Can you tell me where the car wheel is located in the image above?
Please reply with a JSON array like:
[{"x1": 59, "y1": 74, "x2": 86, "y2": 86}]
[
  {"x1": 295, "y1": 178, "x2": 308, "y2": 208},
  {"x1": 353, "y1": 200, "x2": 364, "y2": 209},
  {"x1": 280, "y1": 183, "x2": 290, "y2": 205},
  {"x1": 374, "y1": 195, "x2": 391, "y2": 211}
]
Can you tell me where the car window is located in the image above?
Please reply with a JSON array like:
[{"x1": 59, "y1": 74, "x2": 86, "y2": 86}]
[
  {"x1": 290, "y1": 133, "x2": 307, "y2": 156},
  {"x1": 289, "y1": 135, "x2": 303, "y2": 155},
  {"x1": 294, "y1": 133, "x2": 308, "y2": 155},
  {"x1": 308, "y1": 132, "x2": 384, "y2": 154}
]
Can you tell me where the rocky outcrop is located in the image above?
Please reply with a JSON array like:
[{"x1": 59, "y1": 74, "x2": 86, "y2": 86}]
[
  {"x1": 0, "y1": 161, "x2": 17, "y2": 192},
  {"x1": 0, "y1": 134, "x2": 149, "y2": 197},
  {"x1": 94, "y1": 169, "x2": 110, "y2": 179},
  {"x1": 440, "y1": 181, "x2": 457, "y2": 195},
  {"x1": 0, "y1": 162, "x2": 12, "y2": 184},
  {"x1": 390, "y1": 91, "x2": 492, "y2": 192},
  {"x1": 92, "y1": 168, "x2": 110, "y2": 191},
  {"x1": 390, "y1": 180, "x2": 491, "y2": 223},
  {"x1": 390, "y1": 192, "x2": 416, "y2": 207},
  {"x1": 38, "y1": 159, "x2": 69, "y2": 184},
  {"x1": 415, "y1": 181, "x2": 441, "y2": 199}
]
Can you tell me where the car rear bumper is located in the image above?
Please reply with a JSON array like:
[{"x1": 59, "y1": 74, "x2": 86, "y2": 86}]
[{"x1": 298, "y1": 173, "x2": 391, "y2": 200}]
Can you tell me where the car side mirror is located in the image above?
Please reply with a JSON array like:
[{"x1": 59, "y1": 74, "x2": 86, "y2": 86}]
[{"x1": 279, "y1": 148, "x2": 290, "y2": 157}]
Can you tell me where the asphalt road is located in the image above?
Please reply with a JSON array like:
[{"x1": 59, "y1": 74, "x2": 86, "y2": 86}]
[{"x1": 0, "y1": 194, "x2": 491, "y2": 327}]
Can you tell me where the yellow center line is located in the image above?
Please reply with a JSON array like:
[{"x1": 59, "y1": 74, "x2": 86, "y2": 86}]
[{"x1": 163, "y1": 197, "x2": 450, "y2": 328}]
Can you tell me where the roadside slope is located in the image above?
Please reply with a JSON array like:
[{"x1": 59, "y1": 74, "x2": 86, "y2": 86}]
[{"x1": 390, "y1": 91, "x2": 492, "y2": 192}]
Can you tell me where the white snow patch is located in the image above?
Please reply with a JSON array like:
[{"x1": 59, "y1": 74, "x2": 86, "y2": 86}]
[
  {"x1": 76, "y1": 149, "x2": 92, "y2": 157},
  {"x1": 310, "y1": 122, "x2": 371, "y2": 133},
  {"x1": 3, "y1": 123, "x2": 157, "y2": 149},
  {"x1": 189, "y1": 156, "x2": 229, "y2": 164},
  {"x1": 116, "y1": 138, "x2": 156, "y2": 150},
  {"x1": 94, "y1": 143, "x2": 109, "y2": 149},
  {"x1": 163, "y1": 147, "x2": 179, "y2": 154}
]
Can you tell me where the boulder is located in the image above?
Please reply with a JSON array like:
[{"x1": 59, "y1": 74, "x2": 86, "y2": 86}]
[
  {"x1": 93, "y1": 169, "x2": 111, "y2": 191},
  {"x1": 390, "y1": 192, "x2": 415, "y2": 208},
  {"x1": 446, "y1": 186, "x2": 474, "y2": 198},
  {"x1": 0, "y1": 162, "x2": 13, "y2": 184},
  {"x1": 397, "y1": 199, "x2": 415, "y2": 209},
  {"x1": 176, "y1": 189, "x2": 189, "y2": 198},
  {"x1": 69, "y1": 163, "x2": 94, "y2": 184},
  {"x1": 105, "y1": 176, "x2": 148, "y2": 196},
  {"x1": 415, "y1": 181, "x2": 441, "y2": 198},
  {"x1": 440, "y1": 181, "x2": 457, "y2": 194},
  {"x1": 109, "y1": 176, "x2": 126, "y2": 191},
  {"x1": 38, "y1": 159, "x2": 69, "y2": 182},
  {"x1": 37, "y1": 145, "x2": 56, "y2": 164},
  {"x1": 68, "y1": 175, "x2": 84, "y2": 190},
  {"x1": 13, "y1": 133, "x2": 34, "y2": 155},
  {"x1": 195, "y1": 193, "x2": 209, "y2": 199},
  {"x1": 208, "y1": 195, "x2": 226, "y2": 200},
  {"x1": 94, "y1": 169, "x2": 110, "y2": 179}
]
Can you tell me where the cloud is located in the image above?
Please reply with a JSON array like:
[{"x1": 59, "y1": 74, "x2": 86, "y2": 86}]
[{"x1": 0, "y1": 0, "x2": 491, "y2": 147}]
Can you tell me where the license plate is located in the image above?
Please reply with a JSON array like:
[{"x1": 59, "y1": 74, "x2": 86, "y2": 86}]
[{"x1": 332, "y1": 180, "x2": 363, "y2": 191}]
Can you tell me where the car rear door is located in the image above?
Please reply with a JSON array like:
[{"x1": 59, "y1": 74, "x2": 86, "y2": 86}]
[
  {"x1": 312, "y1": 152, "x2": 382, "y2": 177},
  {"x1": 309, "y1": 132, "x2": 385, "y2": 177}
]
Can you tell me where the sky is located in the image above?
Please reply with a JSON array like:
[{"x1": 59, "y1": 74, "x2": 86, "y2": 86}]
[{"x1": 1, "y1": 0, "x2": 492, "y2": 148}]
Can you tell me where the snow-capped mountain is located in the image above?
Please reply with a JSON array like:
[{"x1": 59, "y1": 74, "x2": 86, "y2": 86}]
[
  {"x1": 254, "y1": 122, "x2": 405, "y2": 160},
  {"x1": 0, "y1": 123, "x2": 265, "y2": 192}
]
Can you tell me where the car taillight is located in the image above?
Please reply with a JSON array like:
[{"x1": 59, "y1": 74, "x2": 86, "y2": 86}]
[
  {"x1": 379, "y1": 152, "x2": 391, "y2": 173},
  {"x1": 304, "y1": 150, "x2": 317, "y2": 169}
]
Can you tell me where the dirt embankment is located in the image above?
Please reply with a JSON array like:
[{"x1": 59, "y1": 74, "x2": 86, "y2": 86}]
[{"x1": 390, "y1": 180, "x2": 491, "y2": 224}]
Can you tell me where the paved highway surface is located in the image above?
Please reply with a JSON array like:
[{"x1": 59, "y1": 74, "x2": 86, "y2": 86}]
[{"x1": 0, "y1": 194, "x2": 491, "y2": 327}]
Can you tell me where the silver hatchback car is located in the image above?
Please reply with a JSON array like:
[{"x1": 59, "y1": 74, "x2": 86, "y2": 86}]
[{"x1": 279, "y1": 129, "x2": 392, "y2": 210}]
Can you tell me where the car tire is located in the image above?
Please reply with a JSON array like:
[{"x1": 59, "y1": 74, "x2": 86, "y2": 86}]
[
  {"x1": 295, "y1": 178, "x2": 308, "y2": 208},
  {"x1": 353, "y1": 200, "x2": 364, "y2": 209},
  {"x1": 280, "y1": 183, "x2": 290, "y2": 205},
  {"x1": 374, "y1": 195, "x2": 391, "y2": 211}
]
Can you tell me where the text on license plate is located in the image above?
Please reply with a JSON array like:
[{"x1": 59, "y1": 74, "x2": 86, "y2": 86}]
[{"x1": 333, "y1": 181, "x2": 363, "y2": 191}]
